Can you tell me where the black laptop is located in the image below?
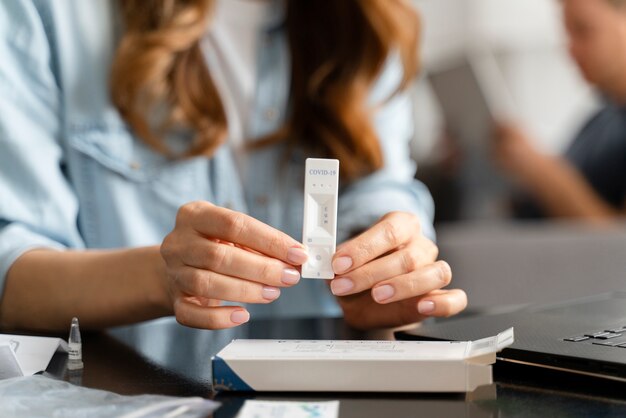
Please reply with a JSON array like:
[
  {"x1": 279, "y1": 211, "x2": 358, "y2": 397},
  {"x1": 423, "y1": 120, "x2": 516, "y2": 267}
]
[{"x1": 396, "y1": 292, "x2": 626, "y2": 382}]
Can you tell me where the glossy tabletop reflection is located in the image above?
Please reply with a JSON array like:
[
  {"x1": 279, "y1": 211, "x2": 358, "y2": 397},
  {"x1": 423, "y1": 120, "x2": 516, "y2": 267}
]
[{"x1": 44, "y1": 316, "x2": 626, "y2": 418}]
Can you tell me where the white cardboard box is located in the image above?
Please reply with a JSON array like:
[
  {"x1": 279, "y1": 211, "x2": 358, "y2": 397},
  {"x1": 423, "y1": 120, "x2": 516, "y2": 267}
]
[
  {"x1": 212, "y1": 328, "x2": 513, "y2": 392},
  {"x1": 0, "y1": 334, "x2": 67, "y2": 377}
]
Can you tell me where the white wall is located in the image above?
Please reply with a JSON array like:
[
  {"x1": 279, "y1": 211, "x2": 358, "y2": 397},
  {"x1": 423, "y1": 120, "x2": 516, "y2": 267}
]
[{"x1": 411, "y1": 0, "x2": 600, "y2": 162}]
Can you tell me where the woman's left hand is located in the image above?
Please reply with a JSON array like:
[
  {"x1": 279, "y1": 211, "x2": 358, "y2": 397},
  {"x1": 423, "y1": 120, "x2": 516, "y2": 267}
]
[{"x1": 329, "y1": 212, "x2": 467, "y2": 330}]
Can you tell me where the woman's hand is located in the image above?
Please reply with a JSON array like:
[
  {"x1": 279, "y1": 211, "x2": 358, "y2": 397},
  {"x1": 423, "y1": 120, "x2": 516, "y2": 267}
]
[
  {"x1": 160, "y1": 201, "x2": 308, "y2": 330},
  {"x1": 329, "y1": 212, "x2": 467, "y2": 330}
]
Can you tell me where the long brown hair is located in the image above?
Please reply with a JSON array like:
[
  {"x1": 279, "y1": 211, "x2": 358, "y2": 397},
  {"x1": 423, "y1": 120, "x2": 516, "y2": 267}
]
[{"x1": 111, "y1": 0, "x2": 420, "y2": 181}]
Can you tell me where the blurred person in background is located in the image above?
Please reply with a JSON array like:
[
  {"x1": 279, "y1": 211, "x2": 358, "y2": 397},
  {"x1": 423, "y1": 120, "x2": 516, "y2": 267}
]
[{"x1": 495, "y1": 0, "x2": 626, "y2": 222}]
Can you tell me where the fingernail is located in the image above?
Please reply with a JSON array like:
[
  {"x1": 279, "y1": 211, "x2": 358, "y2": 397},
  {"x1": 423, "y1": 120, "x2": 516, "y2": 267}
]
[
  {"x1": 262, "y1": 286, "x2": 281, "y2": 300},
  {"x1": 372, "y1": 285, "x2": 395, "y2": 303},
  {"x1": 287, "y1": 247, "x2": 308, "y2": 265},
  {"x1": 330, "y1": 278, "x2": 355, "y2": 296},
  {"x1": 332, "y1": 256, "x2": 353, "y2": 274},
  {"x1": 418, "y1": 300, "x2": 436, "y2": 315},
  {"x1": 231, "y1": 310, "x2": 250, "y2": 324},
  {"x1": 281, "y1": 268, "x2": 301, "y2": 285}
]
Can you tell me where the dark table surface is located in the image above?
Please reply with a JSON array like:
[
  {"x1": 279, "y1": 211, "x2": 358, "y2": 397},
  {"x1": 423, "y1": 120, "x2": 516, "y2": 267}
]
[{"x1": 43, "y1": 315, "x2": 626, "y2": 418}]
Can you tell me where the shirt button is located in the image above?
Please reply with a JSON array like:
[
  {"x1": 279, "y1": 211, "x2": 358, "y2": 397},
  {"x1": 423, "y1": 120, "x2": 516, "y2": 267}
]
[
  {"x1": 224, "y1": 201, "x2": 234, "y2": 210},
  {"x1": 129, "y1": 161, "x2": 141, "y2": 170},
  {"x1": 264, "y1": 107, "x2": 279, "y2": 121}
]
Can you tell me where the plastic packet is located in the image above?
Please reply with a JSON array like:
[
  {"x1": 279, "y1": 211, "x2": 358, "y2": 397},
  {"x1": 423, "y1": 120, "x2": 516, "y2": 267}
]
[{"x1": 0, "y1": 375, "x2": 220, "y2": 418}]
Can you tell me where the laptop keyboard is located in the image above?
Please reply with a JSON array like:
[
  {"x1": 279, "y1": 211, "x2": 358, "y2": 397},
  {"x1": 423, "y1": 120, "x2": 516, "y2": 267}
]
[{"x1": 564, "y1": 326, "x2": 626, "y2": 348}]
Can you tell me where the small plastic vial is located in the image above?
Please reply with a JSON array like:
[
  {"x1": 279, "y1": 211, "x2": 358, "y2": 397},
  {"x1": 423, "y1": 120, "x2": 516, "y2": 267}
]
[{"x1": 67, "y1": 317, "x2": 84, "y2": 370}]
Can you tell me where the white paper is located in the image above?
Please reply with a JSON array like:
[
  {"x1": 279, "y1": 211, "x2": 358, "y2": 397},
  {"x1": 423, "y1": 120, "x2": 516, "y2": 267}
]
[
  {"x1": 0, "y1": 334, "x2": 68, "y2": 376},
  {"x1": 0, "y1": 344, "x2": 23, "y2": 379},
  {"x1": 236, "y1": 400, "x2": 339, "y2": 418}
]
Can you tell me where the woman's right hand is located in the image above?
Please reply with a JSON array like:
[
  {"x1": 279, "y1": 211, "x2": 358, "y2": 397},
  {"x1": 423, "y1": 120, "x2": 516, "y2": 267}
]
[{"x1": 160, "y1": 201, "x2": 308, "y2": 329}]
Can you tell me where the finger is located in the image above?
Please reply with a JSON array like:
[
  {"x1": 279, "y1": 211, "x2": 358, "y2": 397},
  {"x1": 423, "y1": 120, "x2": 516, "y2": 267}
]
[
  {"x1": 331, "y1": 212, "x2": 420, "y2": 275},
  {"x1": 415, "y1": 288, "x2": 468, "y2": 318},
  {"x1": 175, "y1": 266, "x2": 282, "y2": 304},
  {"x1": 346, "y1": 289, "x2": 467, "y2": 329},
  {"x1": 370, "y1": 261, "x2": 452, "y2": 304},
  {"x1": 330, "y1": 238, "x2": 438, "y2": 296},
  {"x1": 174, "y1": 300, "x2": 250, "y2": 330},
  {"x1": 180, "y1": 202, "x2": 308, "y2": 265},
  {"x1": 181, "y1": 236, "x2": 301, "y2": 287},
  {"x1": 187, "y1": 297, "x2": 222, "y2": 307}
]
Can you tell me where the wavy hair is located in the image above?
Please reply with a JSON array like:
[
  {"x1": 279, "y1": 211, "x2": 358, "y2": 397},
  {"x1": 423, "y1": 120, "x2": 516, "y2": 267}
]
[{"x1": 111, "y1": 0, "x2": 420, "y2": 181}]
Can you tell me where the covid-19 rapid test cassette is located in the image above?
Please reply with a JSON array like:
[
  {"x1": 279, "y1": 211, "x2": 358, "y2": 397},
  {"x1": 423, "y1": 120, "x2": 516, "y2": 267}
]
[{"x1": 301, "y1": 158, "x2": 339, "y2": 279}]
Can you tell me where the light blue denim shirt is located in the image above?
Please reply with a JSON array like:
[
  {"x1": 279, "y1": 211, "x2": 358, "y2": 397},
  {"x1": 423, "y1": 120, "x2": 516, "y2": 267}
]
[{"x1": 0, "y1": 0, "x2": 434, "y2": 319}]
